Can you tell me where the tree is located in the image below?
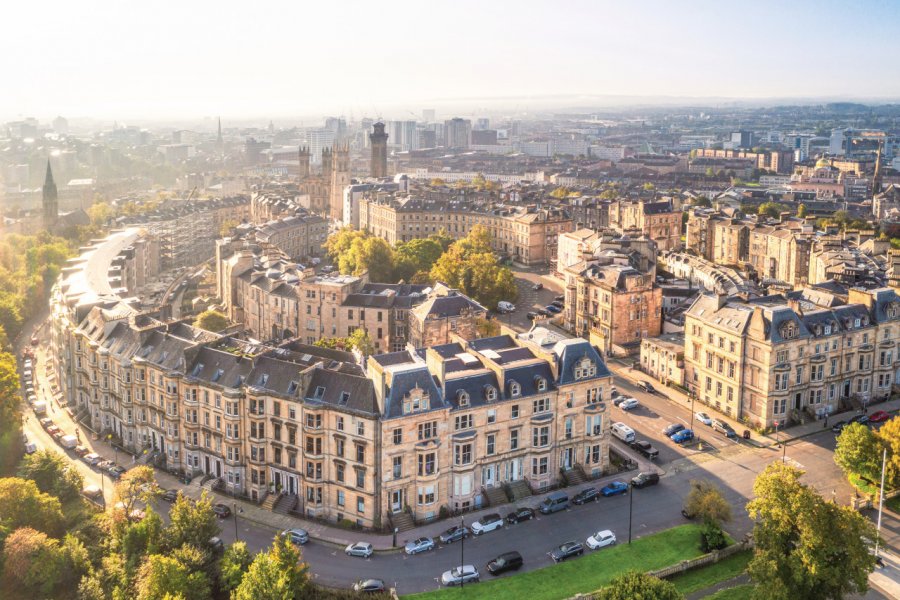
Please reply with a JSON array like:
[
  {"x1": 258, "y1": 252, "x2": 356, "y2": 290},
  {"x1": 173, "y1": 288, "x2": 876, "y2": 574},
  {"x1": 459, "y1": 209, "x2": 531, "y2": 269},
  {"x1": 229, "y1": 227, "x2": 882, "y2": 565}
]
[
  {"x1": 877, "y1": 416, "x2": 900, "y2": 486},
  {"x1": 550, "y1": 186, "x2": 572, "y2": 199},
  {"x1": 219, "y1": 541, "x2": 252, "y2": 594},
  {"x1": 194, "y1": 309, "x2": 228, "y2": 333},
  {"x1": 0, "y1": 478, "x2": 64, "y2": 540},
  {"x1": 232, "y1": 535, "x2": 308, "y2": 600},
  {"x1": 347, "y1": 328, "x2": 374, "y2": 357},
  {"x1": 643, "y1": 182, "x2": 656, "y2": 192},
  {"x1": 430, "y1": 226, "x2": 518, "y2": 309},
  {"x1": 113, "y1": 465, "x2": 158, "y2": 518},
  {"x1": 87, "y1": 202, "x2": 115, "y2": 227},
  {"x1": 746, "y1": 462, "x2": 876, "y2": 600},
  {"x1": 135, "y1": 553, "x2": 211, "y2": 600},
  {"x1": 165, "y1": 492, "x2": 219, "y2": 552},
  {"x1": 121, "y1": 508, "x2": 165, "y2": 569},
  {"x1": 797, "y1": 203, "x2": 808, "y2": 218},
  {"x1": 340, "y1": 236, "x2": 395, "y2": 282},
  {"x1": 17, "y1": 449, "x2": 83, "y2": 501},
  {"x1": 324, "y1": 227, "x2": 368, "y2": 264},
  {"x1": 683, "y1": 479, "x2": 732, "y2": 525},
  {"x1": 429, "y1": 178, "x2": 446, "y2": 187},
  {"x1": 476, "y1": 317, "x2": 501, "y2": 338},
  {"x1": 1, "y1": 528, "x2": 89, "y2": 600},
  {"x1": 693, "y1": 196, "x2": 712, "y2": 208},
  {"x1": 834, "y1": 422, "x2": 883, "y2": 483},
  {"x1": 597, "y1": 571, "x2": 683, "y2": 600},
  {"x1": 394, "y1": 237, "x2": 444, "y2": 281}
]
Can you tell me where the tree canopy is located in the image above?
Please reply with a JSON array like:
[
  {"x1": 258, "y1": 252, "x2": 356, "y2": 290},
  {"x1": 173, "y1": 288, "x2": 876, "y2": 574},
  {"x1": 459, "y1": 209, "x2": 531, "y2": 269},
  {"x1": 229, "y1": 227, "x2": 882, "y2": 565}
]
[
  {"x1": 232, "y1": 535, "x2": 309, "y2": 600},
  {"x1": 746, "y1": 462, "x2": 876, "y2": 600},
  {"x1": 0, "y1": 477, "x2": 64, "y2": 541},
  {"x1": 430, "y1": 225, "x2": 518, "y2": 309},
  {"x1": 17, "y1": 450, "x2": 83, "y2": 502},
  {"x1": 834, "y1": 422, "x2": 883, "y2": 483},
  {"x1": 597, "y1": 570, "x2": 683, "y2": 600},
  {"x1": 193, "y1": 309, "x2": 229, "y2": 333}
]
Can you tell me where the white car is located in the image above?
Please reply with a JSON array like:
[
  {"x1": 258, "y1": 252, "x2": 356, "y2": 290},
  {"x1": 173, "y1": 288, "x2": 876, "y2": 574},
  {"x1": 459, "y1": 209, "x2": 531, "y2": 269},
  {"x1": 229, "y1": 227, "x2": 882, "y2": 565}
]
[
  {"x1": 497, "y1": 301, "x2": 516, "y2": 313},
  {"x1": 586, "y1": 529, "x2": 617, "y2": 550},
  {"x1": 470, "y1": 513, "x2": 503, "y2": 535},
  {"x1": 82, "y1": 452, "x2": 102, "y2": 466},
  {"x1": 619, "y1": 398, "x2": 640, "y2": 411},
  {"x1": 695, "y1": 412, "x2": 713, "y2": 426},
  {"x1": 404, "y1": 537, "x2": 435, "y2": 555},
  {"x1": 441, "y1": 565, "x2": 480, "y2": 586},
  {"x1": 344, "y1": 542, "x2": 373, "y2": 558}
]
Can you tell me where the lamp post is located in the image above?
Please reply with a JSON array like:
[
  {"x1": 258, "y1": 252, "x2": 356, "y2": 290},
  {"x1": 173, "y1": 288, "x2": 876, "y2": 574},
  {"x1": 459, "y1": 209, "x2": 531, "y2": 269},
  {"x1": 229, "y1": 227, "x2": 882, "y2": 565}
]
[
  {"x1": 628, "y1": 482, "x2": 634, "y2": 544},
  {"x1": 460, "y1": 515, "x2": 465, "y2": 589},
  {"x1": 107, "y1": 433, "x2": 118, "y2": 465},
  {"x1": 233, "y1": 502, "x2": 240, "y2": 542},
  {"x1": 875, "y1": 448, "x2": 887, "y2": 561},
  {"x1": 689, "y1": 393, "x2": 696, "y2": 432},
  {"x1": 782, "y1": 437, "x2": 788, "y2": 464}
]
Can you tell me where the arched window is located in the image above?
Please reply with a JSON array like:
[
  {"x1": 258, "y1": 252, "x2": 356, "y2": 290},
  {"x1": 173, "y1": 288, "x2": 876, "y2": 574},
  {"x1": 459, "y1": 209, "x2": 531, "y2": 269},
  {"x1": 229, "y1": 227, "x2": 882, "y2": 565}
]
[
  {"x1": 457, "y1": 389, "x2": 469, "y2": 407},
  {"x1": 534, "y1": 376, "x2": 547, "y2": 391},
  {"x1": 510, "y1": 381, "x2": 521, "y2": 397},
  {"x1": 483, "y1": 385, "x2": 497, "y2": 402}
]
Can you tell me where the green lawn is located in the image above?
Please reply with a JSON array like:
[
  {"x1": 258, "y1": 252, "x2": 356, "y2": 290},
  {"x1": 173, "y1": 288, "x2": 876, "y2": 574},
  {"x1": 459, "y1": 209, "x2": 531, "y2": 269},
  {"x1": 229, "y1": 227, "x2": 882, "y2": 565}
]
[
  {"x1": 669, "y1": 550, "x2": 752, "y2": 595},
  {"x1": 849, "y1": 472, "x2": 878, "y2": 496},
  {"x1": 403, "y1": 525, "x2": 709, "y2": 600},
  {"x1": 705, "y1": 584, "x2": 754, "y2": 599}
]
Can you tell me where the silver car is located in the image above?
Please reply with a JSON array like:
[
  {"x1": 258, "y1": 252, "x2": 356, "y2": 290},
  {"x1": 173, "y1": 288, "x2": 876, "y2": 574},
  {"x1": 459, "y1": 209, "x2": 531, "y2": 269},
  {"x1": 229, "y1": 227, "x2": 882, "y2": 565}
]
[
  {"x1": 345, "y1": 541, "x2": 374, "y2": 558},
  {"x1": 404, "y1": 536, "x2": 435, "y2": 555},
  {"x1": 282, "y1": 528, "x2": 309, "y2": 546},
  {"x1": 441, "y1": 564, "x2": 479, "y2": 586}
]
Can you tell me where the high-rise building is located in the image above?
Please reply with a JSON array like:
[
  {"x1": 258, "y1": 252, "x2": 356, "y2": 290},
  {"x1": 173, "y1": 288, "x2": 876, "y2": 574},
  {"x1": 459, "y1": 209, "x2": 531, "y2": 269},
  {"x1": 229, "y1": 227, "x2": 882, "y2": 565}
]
[
  {"x1": 42, "y1": 161, "x2": 58, "y2": 230},
  {"x1": 369, "y1": 122, "x2": 388, "y2": 178},
  {"x1": 306, "y1": 128, "x2": 335, "y2": 164},
  {"x1": 475, "y1": 117, "x2": 490, "y2": 130},
  {"x1": 444, "y1": 118, "x2": 472, "y2": 149},
  {"x1": 329, "y1": 143, "x2": 350, "y2": 222}
]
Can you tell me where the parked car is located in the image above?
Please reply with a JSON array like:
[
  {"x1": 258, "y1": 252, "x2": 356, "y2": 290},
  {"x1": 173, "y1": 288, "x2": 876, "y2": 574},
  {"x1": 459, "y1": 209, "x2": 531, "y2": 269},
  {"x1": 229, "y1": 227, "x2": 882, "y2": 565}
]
[
  {"x1": 532, "y1": 283, "x2": 543, "y2": 291},
  {"x1": 850, "y1": 414, "x2": 871, "y2": 426},
  {"x1": 538, "y1": 308, "x2": 551, "y2": 317},
  {"x1": 24, "y1": 442, "x2": 37, "y2": 454},
  {"x1": 471, "y1": 513, "x2": 504, "y2": 535},
  {"x1": 554, "y1": 295, "x2": 565, "y2": 302},
  {"x1": 439, "y1": 525, "x2": 470, "y2": 544},
  {"x1": 870, "y1": 410, "x2": 891, "y2": 423},
  {"x1": 212, "y1": 503, "x2": 232, "y2": 518},
  {"x1": 345, "y1": 542, "x2": 374, "y2": 558},
  {"x1": 81, "y1": 485, "x2": 103, "y2": 500},
  {"x1": 550, "y1": 300, "x2": 564, "y2": 309},
  {"x1": 631, "y1": 472, "x2": 660, "y2": 488},
  {"x1": 711, "y1": 419, "x2": 736, "y2": 438},
  {"x1": 46, "y1": 425, "x2": 61, "y2": 437},
  {"x1": 586, "y1": 529, "x2": 617, "y2": 550},
  {"x1": 162, "y1": 489, "x2": 179, "y2": 502},
  {"x1": 282, "y1": 528, "x2": 310, "y2": 546},
  {"x1": 630, "y1": 440, "x2": 659, "y2": 459},
  {"x1": 572, "y1": 487, "x2": 601, "y2": 505},
  {"x1": 550, "y1": 541, "x2": 584, "y2": 562},
  {"x1": 505, "y1": 507, "x2": 535, "y2": 524},
  {"x1": 73, "y1": 445, "x2": 89, "y2": 457},
  {"x1": 831, "y1": 420, "x2": 848, "y2": 433},
  {"x1": 441, "y1": 565, "x2": 479, "y2": 586},
  {"x1": 108, "y1": 466, "x2": 127, "y2": 480},
  {"x1": 672, "y1": 429, "x2": 695, "y2": 444},
  {"x1": 612, "y1": 395, "x2": 634, "y2": 407},
  {"x1": 486, "y1": 551, "x2": 524, "y2": 575},
  {"x1": 611, "y1": 422, "x2": 635, "y2": 443},
  {"x1": 404, "y1": 537, "x2": 435, "y2": 555},
  {"x1": 96, "y1": 459, "x2": 115, "y2": 471},
  {"x1": 695, "y1": 411, "x2": 713, "y2": 426},
  {"x1": 208, "y1": 537, "x2": 224, "y2": 553},
  {"x1": 30, "y1": 334, "x2": 39, "y2": 346},
  {"x1": 663, "y1": 423, "x2": 685, "y2": 437},
  {"x1": 82, "y1": 452, "x2": 101, "y2": 466},
  {"x1": 539, "y1": 491, "x2": 570, "y2": 514},
  {"x1": 353, "y1": 579, "x2": 386, "y2": 593},
  {"x1": 526, "y1": 312, "x2": 539, "y2": 321},
  {"x1": 320, "y1": 265, "x2": 335, "y2": 273},
  {"x1": 545, "y1": 305, "x2": 561, "y2": 314},
  {"x1": 619, "y1": 398, "x2": 640, "y2": 411},
  {"x1": 601, "y1": 481, "x2": 629, "y2": 497},
  {"x1": 497, "y1": 301, "x2": 516, "y2": 314},
  {"x1": 636, "y1": 381, "x2": 657, "y2": 394},
  {"x1": 39, "y1": 417, "x2": 53, "y2": 429}
]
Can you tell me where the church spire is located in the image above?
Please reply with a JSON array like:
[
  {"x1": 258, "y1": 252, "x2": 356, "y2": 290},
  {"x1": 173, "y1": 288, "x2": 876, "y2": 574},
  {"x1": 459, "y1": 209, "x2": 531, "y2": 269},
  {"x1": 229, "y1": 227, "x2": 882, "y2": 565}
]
[
  {"x1": 217, "y1": 117, "x2": 223, "y2": 144},
  {"x1": 42, "y1": 160, "x2": 59, "y2": 230},
  {"x1": 44, "y1": 160, "x2": 55, "y2": 186}
]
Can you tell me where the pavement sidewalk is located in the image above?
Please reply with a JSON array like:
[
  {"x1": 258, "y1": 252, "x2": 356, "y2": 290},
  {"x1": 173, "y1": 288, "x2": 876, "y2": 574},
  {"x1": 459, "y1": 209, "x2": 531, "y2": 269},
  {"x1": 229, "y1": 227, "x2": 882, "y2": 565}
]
[{"x1": 870, "y1": 549, "x2": 900, "y2": 599}]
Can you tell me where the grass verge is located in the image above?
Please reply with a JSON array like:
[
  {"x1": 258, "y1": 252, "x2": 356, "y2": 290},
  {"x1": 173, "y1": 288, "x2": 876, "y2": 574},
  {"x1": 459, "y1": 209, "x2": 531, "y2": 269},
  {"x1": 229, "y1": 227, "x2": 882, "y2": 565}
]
[
  {"x1": 668, "y1": 549, "x2": 752, "y2": 595},
  {"x1": 705, "y1": 583, "x2": 754, "y2": 599},
  {"x1": 403, "y1": 524, "x2": 710, "y2": 600}
]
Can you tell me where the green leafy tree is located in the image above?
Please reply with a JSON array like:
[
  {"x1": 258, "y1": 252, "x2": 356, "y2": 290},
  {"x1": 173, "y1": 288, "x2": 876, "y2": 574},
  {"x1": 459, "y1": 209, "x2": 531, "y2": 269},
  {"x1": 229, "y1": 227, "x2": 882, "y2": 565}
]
[
  {"x1": 17, "y1": 449, "x2": 83, "y2": 501},
  {"x1": 340, "y1": 236, "x2": 395, "y2": 282},
  {"x1": 550, "y1": 186, "x2": 572, "y2": 199},
  {"x1": 476, "y1": 317, "x2": 501, "y2": 338},
  {"x1": 693, "y1": 196, "x2": 712, "y2": 208},
  {"x1": 135, "y1": 553, "x2": 211, "y2": 600},
  {"x1": 313, "y1": 337, "x2": 347, "y2": 350},
  {"x1": 194, "y1": 309, "x2": 228, "y2": 333},
  {"x1": 1, "y1": 528, "x2": 89, "y2": 600},
  {"x1": 347, "y1": 328, "x2": 375, "y2": 356},
  {"x1": 165, "y1": 492, "x2": 220, "y2": 552},
  {"x1": 0, "y1": 478, "x2": 64, "y2": 540},
  {"x1": 87, "y1": 202, "x2": 115, "y2": 226},
  {"x1": 746, "y1": 462, "x2": 876, "y2": 600},
  {"x1": 797, "y1": 203, "x2": 808, "y2": 218},
  {"x1": 430, "y1": 226, "x2": 518, "y2": 309},
  {"x1": 683, "y1": 479, "x2": 732, "y2": 525},
  {"x1": 876, "y1": 416, "x2": 900, "y2": 486},
  {"x1": 232, "y1": 535, "x2": 308, "y2": 600},
  {"x1": 218, "y1": 541, "x2": 252, "y2": 594},
  {"x1": 113, "y1": 465, "x2": 158, "y2": 518},
  {"x1": 324, "y1": 227, "x2": 368, "y2": 264},
  {"x1": 834, "y1": 422, "x2": 883, "y2": 483},
  {"x1": 597, "y1": 571, "x2": 683, "y2": 600},
  {"x1": 758, "y1": 202, "x2": 789, "y2": 219},
  {"x1": 394, "y1": 237, "x2": 444, "y2": 281},
  {"x1": 121, "y1": 508, "x2": 165, "y2": 570}
]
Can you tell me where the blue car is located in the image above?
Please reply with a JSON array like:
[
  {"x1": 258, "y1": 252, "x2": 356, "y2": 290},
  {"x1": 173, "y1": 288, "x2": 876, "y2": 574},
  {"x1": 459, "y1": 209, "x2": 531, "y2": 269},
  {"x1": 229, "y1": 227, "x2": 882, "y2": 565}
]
[
  {"x1": 545, "y1": 305, "x2": 562, "y2": 314},
  {"x1": 663, "y1": 423, "x2": 685, "y2": 437},
  {"x1": 601, "y1": 481, "x2": 629, "y2": 497},
  {"x1": 672, "y1": 429, "x2": 695, "y2": 444}
]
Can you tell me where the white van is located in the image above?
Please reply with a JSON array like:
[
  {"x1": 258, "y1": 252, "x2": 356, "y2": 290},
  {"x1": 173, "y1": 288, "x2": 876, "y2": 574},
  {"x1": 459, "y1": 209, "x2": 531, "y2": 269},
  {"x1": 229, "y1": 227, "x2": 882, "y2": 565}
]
[
  {"x1": 60, "y1": 434, "x2": 78, "y2": 449},
  {"x1": 32, "y1": 400, "x2": 48, "y2": 415},
  {"x1": 611, "y1": 422, "x2": 635, "y2": 443},
  {"x1": 497, "y1": 301, "x2": 516, "y2": 313}
]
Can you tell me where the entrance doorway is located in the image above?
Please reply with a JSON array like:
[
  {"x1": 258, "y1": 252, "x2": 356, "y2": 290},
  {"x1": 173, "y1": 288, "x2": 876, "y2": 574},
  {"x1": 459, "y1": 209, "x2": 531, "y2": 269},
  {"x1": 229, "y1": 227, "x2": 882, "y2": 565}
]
[
  {"x1": 562, "y1": 448, "x2": 574, "y2": 470},
  {"x1": 482, "y1": 466, "x2": 496, "y2": 487},
  {"x1": 390, "y1": 490, "x2": 403, "y2": 513}
]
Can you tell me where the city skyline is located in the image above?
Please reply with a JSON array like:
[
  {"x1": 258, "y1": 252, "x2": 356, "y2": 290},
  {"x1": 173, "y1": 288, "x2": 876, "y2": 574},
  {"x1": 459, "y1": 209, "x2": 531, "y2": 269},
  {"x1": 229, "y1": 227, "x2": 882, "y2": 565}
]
[{"x1": 5, "y1": 0, "x2": 900, "y2": 120}]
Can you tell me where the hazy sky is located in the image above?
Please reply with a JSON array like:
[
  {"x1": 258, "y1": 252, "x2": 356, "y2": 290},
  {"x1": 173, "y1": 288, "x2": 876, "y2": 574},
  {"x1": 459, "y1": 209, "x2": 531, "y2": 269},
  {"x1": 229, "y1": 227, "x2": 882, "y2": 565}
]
[{"x1": 4, "y1": 0, "x2": 900, "y2": 120}]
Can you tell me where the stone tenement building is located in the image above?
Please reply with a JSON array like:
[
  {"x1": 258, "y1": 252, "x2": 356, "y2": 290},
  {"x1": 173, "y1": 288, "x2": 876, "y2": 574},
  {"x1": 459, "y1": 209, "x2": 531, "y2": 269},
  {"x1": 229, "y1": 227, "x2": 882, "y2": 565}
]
[
  {"x1": 359, "y1": 193, "x2": 573, "y2": 266},
  {"x1": 684, "y1": 287, "x2": 900, "y2": 429},
  {"x1": 252, "y1": 212, "x2": 328, "y2": 261},
  {"x1": 607, "y1": 199, "x2": 681, "y2": 252},
  {"x1": 216, "y1": 238, "x2": 486, "y2": 352},
  {"x1": 49, "y1": 234, "x2": 612, "y2": 528}
]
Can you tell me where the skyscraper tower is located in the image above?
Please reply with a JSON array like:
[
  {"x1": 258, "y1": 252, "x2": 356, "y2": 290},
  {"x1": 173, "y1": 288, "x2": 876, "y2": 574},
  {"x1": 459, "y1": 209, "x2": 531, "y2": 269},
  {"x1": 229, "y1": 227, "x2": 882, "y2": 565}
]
[
  {"x1": 216, "y1": 117, "x2": 223, "y2": 150},
  {"x1": 369, "y1": 122, "x2": 388, "y2": 178},
  {"x1": 42, "y1": 161, "x2": 58, "y2": 231}
]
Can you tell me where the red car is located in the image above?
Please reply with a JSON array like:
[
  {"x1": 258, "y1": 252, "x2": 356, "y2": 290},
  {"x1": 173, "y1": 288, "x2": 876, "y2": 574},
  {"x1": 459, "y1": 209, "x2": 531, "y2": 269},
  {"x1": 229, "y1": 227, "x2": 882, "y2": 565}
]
[{"x1": 869, "y1": 410, "x2": 892, "y2": 423}]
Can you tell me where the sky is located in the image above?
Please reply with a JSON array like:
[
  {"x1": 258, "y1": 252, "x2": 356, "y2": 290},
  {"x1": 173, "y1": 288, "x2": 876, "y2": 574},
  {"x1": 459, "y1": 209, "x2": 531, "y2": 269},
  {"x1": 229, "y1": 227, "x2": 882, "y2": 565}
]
[{"x1": 3, "y1": 0, "x2": 900, "y2": 121}]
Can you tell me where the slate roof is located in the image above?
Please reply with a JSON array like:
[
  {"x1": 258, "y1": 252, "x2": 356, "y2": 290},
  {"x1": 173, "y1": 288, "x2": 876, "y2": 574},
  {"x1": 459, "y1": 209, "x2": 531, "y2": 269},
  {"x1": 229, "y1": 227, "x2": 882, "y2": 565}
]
[
  {"x1": 305, "y1": 368, "x2": 377, "y2": 416},
  {"x1": 552, "y1": 339, "x2": 611, "y2": 384},
  {"x1": 383, "y1": 367, "x2": 446, "y2": 419}
]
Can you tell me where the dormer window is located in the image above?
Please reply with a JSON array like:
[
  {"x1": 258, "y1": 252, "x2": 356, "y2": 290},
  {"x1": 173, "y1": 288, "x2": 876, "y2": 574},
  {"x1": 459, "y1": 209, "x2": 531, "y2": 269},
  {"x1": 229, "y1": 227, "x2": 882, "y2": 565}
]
[
  {"x1": 574, "y1": 357, "x2": 596, "y2": 380},
  {"x1": 535, "y1": 376, "x2": 547, "y2": 391},
  {"x1": 510, "y1": 381, "x2": 521, "y2": 397},
  {"x1": 888, "y1": 303, "x2": 900, "y2": 319},
  {"x1": 457, "y1": 389, "x2": 470, "y2": 407},
  {"x1": 780, "y1": 322, "x2": 798, "y2": 340},
  {"x1": 483, "y1": 385, "x2": 497, "y2": 402},
  {"x1": 403, "y1": 386, "x2": 430, "y2": 414}
]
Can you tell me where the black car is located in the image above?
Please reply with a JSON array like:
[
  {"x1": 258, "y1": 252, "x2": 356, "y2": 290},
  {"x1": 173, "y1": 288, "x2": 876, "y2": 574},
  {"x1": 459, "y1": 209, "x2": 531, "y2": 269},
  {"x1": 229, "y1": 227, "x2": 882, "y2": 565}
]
[
  {"x1": 550, "y1": 541, "x2": 584, "y2": 562},
  {"x1": 486, "y1": 551, "x2": 524, "y2": 575},
  {"x1": 526, "y1": 312, "x2": 538, "y2": 321},
  {"x1": 538, "y1": 308, "x2": 551, "y2": 317},
  {"x1": 631, "y1": 472, "x2": 660, "y2": 489},
  {"x1": 161, "y1": 489, "x2": 179, "y2": 502},
  {"x1": 663, "y1": 423, "x2": 685, "y2": 437},
  {"x1": 438, "y1": 525, "x2": 470, "y2": 544},
  {"x1": 554, "y1": 295, "x2": 565, "y2": 302},
  {"x1": 831, "y1": 420, "x2": 848, "y2": 433},
  {"x1": 850, "y1": 414, "x2": 870, "y2": 426},
  {"x1": 551, "y1": 300, "x2": 564, "y2": 309},
  {"x1": 630, "y1": 440, "x2": 659, "y2": 459},
  {"x1": 572, "y1": 487, "x2": 600, "y2": 505},
  {"x1": 107, "y1": 465, "x2": 127, "y2": 480},
  {"x1": 212, "y1": 503, "x2": 232, "y2": 518},
  {"x1": 505, "y1": 507, "x2": 535, "y2": 524},
  {"x1": 637, "y1": 381, "x2": 657, "y2": 394},
  {"x1": 353, "y1": 579, "x2": 386, "y2": 594},
  {"x1": 533, "y1": 283, "x2": 543, "y2": 291}
]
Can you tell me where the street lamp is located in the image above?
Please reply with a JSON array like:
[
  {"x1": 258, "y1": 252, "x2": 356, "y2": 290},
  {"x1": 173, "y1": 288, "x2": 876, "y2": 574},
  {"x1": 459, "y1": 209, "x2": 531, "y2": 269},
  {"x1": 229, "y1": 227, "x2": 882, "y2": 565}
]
[
  {"x1": 689, "y1": 393, "x2": 696, "y2": 432},
  {"x1": 628, "y1": 482, "x2": 634, "y2": 544},
  {"x1": 232, "y1": 502, "x2": 243, "y2": 542},
  {"x1": 107, "y1": 433, "x2": 118, "y2": 465},
  {"x1": 460, "y1": 515, "x2": 465, "y2": 589},
  {"x1": 875, "y1": 448, "x2": 887, "y2": 562}
]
